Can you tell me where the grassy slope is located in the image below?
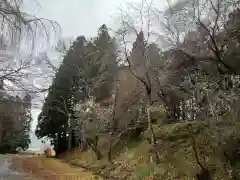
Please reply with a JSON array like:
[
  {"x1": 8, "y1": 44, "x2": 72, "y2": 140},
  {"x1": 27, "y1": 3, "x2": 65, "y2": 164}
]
[{"x1": 61, "y1": 119, "x2": 240, "y2": 180}]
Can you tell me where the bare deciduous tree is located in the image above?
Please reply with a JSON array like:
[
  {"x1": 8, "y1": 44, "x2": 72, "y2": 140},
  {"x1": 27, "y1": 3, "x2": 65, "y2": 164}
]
[{"x1": 116, "y1": 0, "x2": 163, "y2": 163}]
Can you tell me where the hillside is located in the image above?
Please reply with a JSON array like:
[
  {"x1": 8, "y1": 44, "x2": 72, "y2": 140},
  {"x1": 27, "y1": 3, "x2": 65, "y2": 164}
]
[
  {"x1": 59, "y1": 118, "x2": 240, "y2": 180},
  {"x1": 34, "y1": 1, "x2": 240, "y2": 180}
]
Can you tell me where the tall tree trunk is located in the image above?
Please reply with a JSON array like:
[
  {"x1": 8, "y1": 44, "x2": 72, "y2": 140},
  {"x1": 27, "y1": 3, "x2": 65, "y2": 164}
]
[
  {"x1": 55, "y1": 133, "x2": 59, "y2": 156},
  {"x1": 108, "y1": 133, "x2": 113, "y2": 162},
  {"x1": 180, "y1": 100, "x2": 186, "y2": 120},
  {"x1": 0, "y1": 118, "x2": 2, "y2": 149},
  {"x1": 191, "y1": 136, "x2": 211, "y2": 180},
  {"x1": 147, "y1": 93, "x2": 160, "y2": 163},
  {"x1": 108, "y1": 83, "x2": 118, "y2": 162},
  {"x1": 86, "y1": 138, "x2": 102, "y2": 160},
  {"x1": 68, "y1": 113, "x2": 72, "y2": 151}
]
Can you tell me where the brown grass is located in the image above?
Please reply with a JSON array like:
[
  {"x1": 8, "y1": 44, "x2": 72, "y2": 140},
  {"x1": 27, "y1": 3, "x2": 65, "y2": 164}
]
[{"x1": 11, "y1": 156, "x2": 100, "y2": 180}]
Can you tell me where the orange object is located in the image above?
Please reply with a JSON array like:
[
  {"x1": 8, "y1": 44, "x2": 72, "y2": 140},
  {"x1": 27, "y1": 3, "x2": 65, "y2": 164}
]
[{"x1": 44, "y1": 148, "x2": 55, "y2": 157}]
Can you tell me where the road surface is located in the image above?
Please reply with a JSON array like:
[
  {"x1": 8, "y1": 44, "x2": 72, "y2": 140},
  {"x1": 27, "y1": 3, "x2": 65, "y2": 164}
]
[{"x1": 0, "y1": 155, "x2": 35, "y2": 180}]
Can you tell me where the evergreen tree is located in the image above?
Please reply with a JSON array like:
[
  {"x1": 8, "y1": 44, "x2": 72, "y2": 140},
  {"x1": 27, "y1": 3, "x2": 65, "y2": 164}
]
[
  {"x1": 36, "y1": 25, "x2": 117, "y2": 154},
  {"x1": 0, "y1": 93, "x2": 32, "y2": 153},
  {"x1": 20, "y1": 94, "x2": 32, "y2": 150},
  {"x1": 36, "y1": 36, "x2": 87, "y2": 154},
  {"x1": 93, "y1": 24, "x2": 118, "y2": 102},
  {"x1": 146, "y1": 43, "x2": 164, "y2": 69}
]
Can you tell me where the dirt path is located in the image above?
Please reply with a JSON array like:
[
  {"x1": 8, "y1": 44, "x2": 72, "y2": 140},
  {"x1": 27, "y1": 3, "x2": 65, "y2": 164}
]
[
  {"x1": 0, "y1": 155, "x2": 38, "y2": 180},
  {"x1": 11, "y1": 156, "x2": 101, "y2": 180}
]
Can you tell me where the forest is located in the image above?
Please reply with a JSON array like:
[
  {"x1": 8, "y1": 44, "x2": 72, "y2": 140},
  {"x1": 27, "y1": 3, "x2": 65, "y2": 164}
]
[
  {"x1": 1, "y1": 0, "x2": 240, "y2": 179},
  {"x1": 34, "y1": 0, "x2": 240, "y2": 179}
]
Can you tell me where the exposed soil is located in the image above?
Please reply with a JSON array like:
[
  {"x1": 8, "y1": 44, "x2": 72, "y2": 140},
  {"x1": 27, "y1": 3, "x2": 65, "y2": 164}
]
[{"x1": 11, "y1": 156, "x2": 100, "y2": 180}]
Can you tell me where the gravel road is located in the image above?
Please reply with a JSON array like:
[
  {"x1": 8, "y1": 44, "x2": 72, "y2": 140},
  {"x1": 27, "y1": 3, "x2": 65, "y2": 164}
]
[{"x1": 0, "y1": 155, "x2": 36, "y2": 180}]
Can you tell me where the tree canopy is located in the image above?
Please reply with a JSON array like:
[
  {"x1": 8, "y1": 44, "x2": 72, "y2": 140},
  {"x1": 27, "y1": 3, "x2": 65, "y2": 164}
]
[{"x1": 33, "y1": 1, "x2": 240, "y2": 179}]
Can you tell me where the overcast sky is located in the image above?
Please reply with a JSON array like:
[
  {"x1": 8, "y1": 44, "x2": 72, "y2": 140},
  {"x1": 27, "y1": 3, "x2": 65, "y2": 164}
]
[
  {"x1": 26, "y1": 0, "x2": 166, "y2": 150},
  {"x1": 26, "y1": 0, "x2": 143, "y2": 38}
]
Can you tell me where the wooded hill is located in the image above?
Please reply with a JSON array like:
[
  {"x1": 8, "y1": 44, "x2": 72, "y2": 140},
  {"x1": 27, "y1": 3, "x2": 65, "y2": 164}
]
[{"x1": 36, "y1": 0, "x2": 240, "y2": 179}]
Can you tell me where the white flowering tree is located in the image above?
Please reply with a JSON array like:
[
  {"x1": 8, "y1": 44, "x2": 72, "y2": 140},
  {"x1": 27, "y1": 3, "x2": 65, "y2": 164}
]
[{"x1": 74, "y1": 96, "x2": 114, "y2": 160}]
